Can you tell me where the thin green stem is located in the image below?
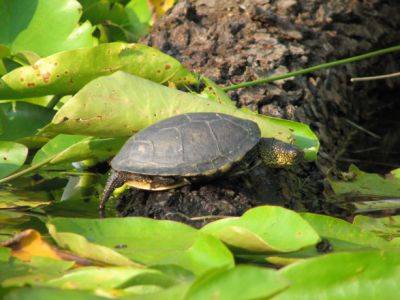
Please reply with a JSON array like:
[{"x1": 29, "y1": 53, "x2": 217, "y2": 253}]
[
  {"x1": 0, "y1": 157, "x2": 54, "y2": 184},
  {"x1": 222, "y1": 44, "x2": 400, "y2": 91},
  {"x1": 46, "y1": 95, "x2": 62, "y2": 109}
]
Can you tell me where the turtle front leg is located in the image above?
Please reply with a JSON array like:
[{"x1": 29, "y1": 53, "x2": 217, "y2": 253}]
[{"x1": 99, "y1": 170, "x2": 127, "y2": 214}]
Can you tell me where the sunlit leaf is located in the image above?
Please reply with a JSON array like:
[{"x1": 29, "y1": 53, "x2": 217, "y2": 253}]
[
  {"x1": 353, "y1": 215, "x2": 400, "y2": 241},
  {"x1": 32, "y1": 134, "x2": 125, "y2": 166},
  {"x1": 201, "y1": 206, "x2": 320, "y2": 252},
  {"x1": 0, "y1": 43, "x2": 197, "y2": 99},
  {"x1": 329, "y1": 164, "x2": 400, "y2": 198},
  {"x1": 275, "y1": 251, "x2": 400, "y2": 300},
  {"x1": 48, "y1": 224, "x2": 139, "y2": 267},
  {"x1": 0, "y1": 189, "x2": 51, "y2": 209},
  {"x1": 128, "y1": 283, "x2": 191, "y2": 300},
  {"x1": 0, "y1": 256, "x2": 74, "y2": 287},
  {"x1": 186, "y1": 265, "x2": 288, "y2": 300},
  {"x1": 0, "y1": 141, "x2": 27, "y2": 178},
  {"x1": 41, "y1": 71, "x2": 318, "y2": 159},
  {"x1": 4, "y1": 287, "x2": 107, "y2": 300},
  {"x1": 200, "y1": 76, "x2": 235, "y2": 107},
  {"x1": 1, "y1": 229, "x2": 62, "y2": 262},
  {"x1": 0, "y1": 247, "x2": 11, "y2": 261},
  {"x1": 0, "y1": 0, "x2": 97, "y2": 57},
  {"x1": 48, "y1": 217, "x2": 234, "y2": 275},
  {"x1": 44, "y1": 266, "x2": 167, "y2": 290},
  {"x1": 125, "y1": 0, "x2": 153, "y2": 41},
  {"x1": 150, "y1": 0, "x2": 176, "y2": 16},
  {"x1": 391, "y1": 168, "x2": 400, "y2": 180},
  {"x1": 301, "y1": 213, "x2": 395, "y2": 250}
]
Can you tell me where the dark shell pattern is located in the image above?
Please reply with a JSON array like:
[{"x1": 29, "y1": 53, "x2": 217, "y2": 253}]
[{"x1": 111, "y1": 113, "x2": 261, "y2": 176}]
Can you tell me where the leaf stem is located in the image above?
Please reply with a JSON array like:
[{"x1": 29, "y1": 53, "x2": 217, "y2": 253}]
[
  {"x1": 222, "y1": 44, "x2": 400, "y2": 91},
  {"x1": 46, "y1": 95, "x2": 62, "y2": 109}
]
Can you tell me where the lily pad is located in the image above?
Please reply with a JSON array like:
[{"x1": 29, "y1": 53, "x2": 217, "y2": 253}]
[
  {"x1": 201, "y1": 206, "x2": 320, "y2": 252},
  {"x1": 41, "y1": 71, "x2": 319, "y2": 160},
  {"x1": 301, "y1": 213, "x2": 394, "y2": 250},
  {"x1": 0, "y1": 141, "x2": 28, "y2": 178},
  {"x1": 275, "y1": 251, "x2": 400, "y2": 300},
  {"x1": 0, "y1": 256, "x2": 74, "y2": 287},
  {"x1": 4, "y1": 287, "x2": 107, "y2": 300},
  {"x1": 185, "y1": 265, "x2": 289, "y2": 300},
  {"x1": 48, "y1": 217, "x2": 234, "y2": 275},
  {"x1": 0, "y1": 0, "x2": 97, "y2": 57},
  {"x1": 44, "y1": 266, "x2": 168, "y2": 290},
  {"x1": 47, "y1": 224, "x2": 139, "y2": 267}
]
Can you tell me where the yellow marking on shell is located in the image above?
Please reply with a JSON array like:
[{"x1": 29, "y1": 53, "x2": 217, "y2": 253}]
[
  {"x1": 219, "y1": 161, "x2": 234, "y2": 173},
  {"x1": 202, "y1": 168, "x2": 218, "y2": 177},
  {"x1": 125, "y1": 179, "x2": 187, "y2": 191}
]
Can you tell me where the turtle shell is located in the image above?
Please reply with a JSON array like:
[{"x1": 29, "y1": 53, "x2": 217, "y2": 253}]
[{"x1": 111, "y1": 113, "x2": 261, "y2": 176}]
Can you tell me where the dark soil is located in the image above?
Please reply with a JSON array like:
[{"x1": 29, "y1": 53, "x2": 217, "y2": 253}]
[{"x1": 117, "y1": 0, "x2": 400, "y2": 224}]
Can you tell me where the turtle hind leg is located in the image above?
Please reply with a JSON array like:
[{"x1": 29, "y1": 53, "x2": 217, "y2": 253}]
[{"x1": 99, "y1": 170, "x2": 127, "y2": 213}]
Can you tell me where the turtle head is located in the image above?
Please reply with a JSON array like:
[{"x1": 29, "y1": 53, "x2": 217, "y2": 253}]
[{"x1": 258, "y1": 138, "x2": 303, "y2": 168}]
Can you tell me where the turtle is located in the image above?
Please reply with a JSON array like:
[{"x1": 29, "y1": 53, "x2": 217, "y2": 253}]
[{"x1": 99, "y1": 112, "x2": 302, "y2": 212}]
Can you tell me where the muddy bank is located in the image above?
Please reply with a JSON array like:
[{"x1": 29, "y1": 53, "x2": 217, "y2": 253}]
[{"x1": 117, "y1": 0, "x2": 400, "y2": 221}]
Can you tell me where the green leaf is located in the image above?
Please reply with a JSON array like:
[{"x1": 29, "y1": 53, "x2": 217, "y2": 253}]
[
  {"x1": 353, "y1": 215, "x2": 400, "y2": 241},
  {"x1": 48, "y1": 217, "x2": 234, "y2": 275},
  {"x1": 81, "y1": 0, "x2": 129, "y2": 26},
  {"x1": 301, "y1": 213, "x2": 394, "y2": 250},
  {"x1": 391, "y1": 168, "x2": 400, "y2": 179},
  {"x1": 201, "y1": 206, "x2": 320, "y2": 253},
  {"x1": 200, "y1": 76, "x2": 235, "y2": 107},
  {"x1": 275, "y1": 251, "x2": 400, "y2": 300},
  {"x1": 32, "y1": 134, "x2": 125, "y2": 166},
  {"x1": 44, "y1": 266, "x2": 166, "y2": 290},
  {"x1": 47, "y1": 223, "x2": 139, "y2": 267},
  {"x1": 0, "y1": 210, "x2": 45, "y2": 242},
  {"x1": 0, "y1": 102, "x2": 55, "y2": 141},
  {"x1": 0, "y1": 0, "x2": 97, "y2": 57},
  {"x1": 0, "y1": 43, "x2": 197, "y2": 99},
  {"x1": 0, "y1": 256, "x2": 74, "y2": 287},
  {"x1": 0, "y1": 189, "x2": 51, "y2": 209},
  {"x1": 185, "y1": 265, "x2": 289, "y2": 300},
  {"x1": 4, "y1": 287, "x2": 107, "y2": 300},
  {"x1": 125, "y1": 0, "x2": 153, "y2": 41},
  {"x1": 0, "y1": 247, "x2": 11, "y2": 261},
  {"x1": 126, "y1": 283, "x2": 191, "y2": 300},
  {"x1": 42, "y1": 71, "x2": 318, "y2": 159},
  {"x1": 0, "y1": 141, "x2": 27, "y2": 178},
  {"x1": 329, "y1": 164, "x2": 400, "y2": 198}
]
